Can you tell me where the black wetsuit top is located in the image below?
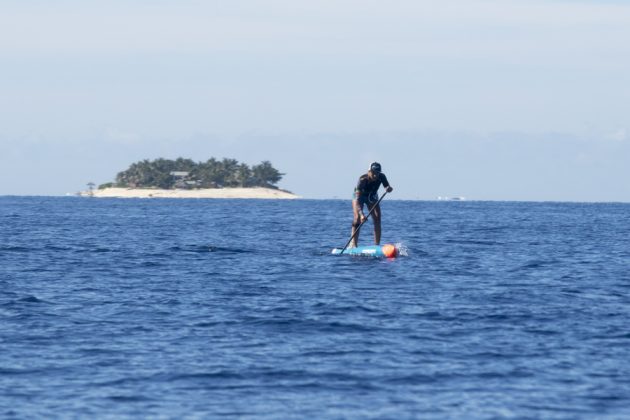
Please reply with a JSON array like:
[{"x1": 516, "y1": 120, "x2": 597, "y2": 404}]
[{"x1": 355, "y1": 173, "x2": 389, "y2": 203}]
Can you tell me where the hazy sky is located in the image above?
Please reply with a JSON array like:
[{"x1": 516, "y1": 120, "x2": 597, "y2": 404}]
[{"x1": 1, "y1": 0, "x2": 629, "y2": 200}]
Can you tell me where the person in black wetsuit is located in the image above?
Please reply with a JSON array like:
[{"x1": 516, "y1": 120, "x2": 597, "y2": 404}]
[{"x1": 350, "y1": 162, "x2": 393, "y2": 248}]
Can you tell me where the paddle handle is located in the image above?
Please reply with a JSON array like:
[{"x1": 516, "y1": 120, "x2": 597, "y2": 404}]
[{"x1": 339, "y1": 191, "x2": 388, "y2": 255}]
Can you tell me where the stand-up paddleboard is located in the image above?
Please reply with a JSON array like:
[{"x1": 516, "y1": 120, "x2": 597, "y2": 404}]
[{"x1": 332, "y1": 243, "x2": 398, "y2": 258}]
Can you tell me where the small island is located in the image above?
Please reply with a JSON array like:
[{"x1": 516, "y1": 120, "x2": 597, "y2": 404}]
[{"x1": 81, "y1": 157, "x2": 300, "y2": 199}]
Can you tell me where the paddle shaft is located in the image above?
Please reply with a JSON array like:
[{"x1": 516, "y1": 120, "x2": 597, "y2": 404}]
[{"x1": 339, "y1": 191, "x2": 388, "y2": 255}]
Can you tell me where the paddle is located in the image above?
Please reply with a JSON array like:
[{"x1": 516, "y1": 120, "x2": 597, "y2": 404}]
[{"x1": 339, "y1": 191, "x2": 388, "y2": 255}]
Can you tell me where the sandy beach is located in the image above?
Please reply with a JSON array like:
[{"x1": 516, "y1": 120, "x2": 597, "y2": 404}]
[{"x1": 81, "y1": 187, "x2": 300, "y2": 199}]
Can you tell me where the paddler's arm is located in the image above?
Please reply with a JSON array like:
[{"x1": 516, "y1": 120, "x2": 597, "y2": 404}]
[
  {"x1": 381, "y1": 173, "x2": 393, "y2": 193},
  {"x1": 354, "y1": 178, "x2": 367, "y2": 222},
  {"x1": 353, "y1": 191, "x2": 367, "y2": 222}
]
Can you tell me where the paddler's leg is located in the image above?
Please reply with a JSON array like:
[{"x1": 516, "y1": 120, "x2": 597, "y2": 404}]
[
  {"x1": 351, "y1": 200, "x2": 363, "y2": 248},
  {"x1": 371, "y1": 203, "x2": 382, "y2": 245}
]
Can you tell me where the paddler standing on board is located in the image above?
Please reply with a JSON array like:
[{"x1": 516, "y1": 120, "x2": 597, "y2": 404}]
[{"x1": 350, "y1": 162, "x2": 393, "y2": 248}]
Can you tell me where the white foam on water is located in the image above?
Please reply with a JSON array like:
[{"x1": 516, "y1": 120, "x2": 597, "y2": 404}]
[{"x1": 395, "y1": 243, "x2": 409, "y2": 257}]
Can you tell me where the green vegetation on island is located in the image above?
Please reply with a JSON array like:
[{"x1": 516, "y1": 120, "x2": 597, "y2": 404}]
[{"x1": 100, "y1": 158, "x2": 284, "y2": 190}]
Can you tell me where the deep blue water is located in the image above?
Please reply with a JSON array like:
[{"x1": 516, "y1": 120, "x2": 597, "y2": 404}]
[{"x1": 1, "y1": 196, "x2": 630, "y2": 418}]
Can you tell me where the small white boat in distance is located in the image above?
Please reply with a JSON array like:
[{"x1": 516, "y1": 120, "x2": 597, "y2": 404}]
[{"x1": 437, "y1": 196, "x2": 466, "y2": 201}]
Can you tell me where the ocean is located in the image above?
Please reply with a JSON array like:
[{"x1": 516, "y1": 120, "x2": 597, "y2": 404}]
[{"x1": 1, "y1": 196, "x2": 629, "y2": 418}]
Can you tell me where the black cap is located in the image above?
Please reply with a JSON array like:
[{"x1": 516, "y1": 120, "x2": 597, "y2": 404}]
[{"x1": 370, "y1": 162, "x2": 382, "y2": 173}]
